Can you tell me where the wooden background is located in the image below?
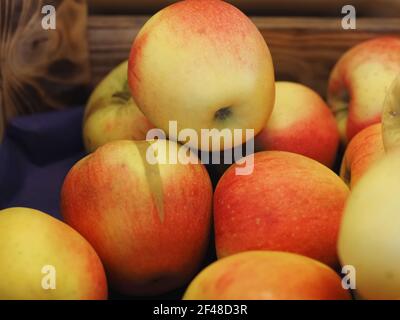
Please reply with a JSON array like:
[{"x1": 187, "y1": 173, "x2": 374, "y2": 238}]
[
  {"x1": 88, "y1": 0, "x2": 400, "y2": 17},
  {"x1": 0, "y1": 0, "x2": 90, "y2": 140},
  {"x1": 88, "y1": 16, "x2": 400, "y2": 98}
]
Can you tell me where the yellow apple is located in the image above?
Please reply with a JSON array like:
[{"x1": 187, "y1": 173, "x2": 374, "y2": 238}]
[
  {"x1": 83, "y1": 61, "x2": 154, "y2": 153},
  {"x1": 338, "y1": 150, "x2": 400, "y2": 299},
  {"x1": 128, "y1": 0, "x2": 275, "y2": 151},
  {"x1": 338, "y1": 74, "x2": 400, "y2": 299},
  {"x1": 0, "y1": 207, "x2": 107, "y2": 300}
]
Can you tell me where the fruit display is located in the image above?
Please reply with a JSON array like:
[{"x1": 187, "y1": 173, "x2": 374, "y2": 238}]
[{"x1": 2, "y1": 0, "x2": 400, "y2": 302}]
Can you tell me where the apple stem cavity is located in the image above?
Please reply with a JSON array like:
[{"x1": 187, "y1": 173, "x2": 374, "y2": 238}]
[
  {"x1": 332, "y1": 88, "x2": 350, "y2": 115},
  {"x1": 382, "y1": 74, "x2": 400, "y2": 153},
  {"x1": 112, "y1": 90, "x2": 131, "y2": 102},
  {"x1": 214, "y1": 107, "x2": 232, "y2": 121},
  {"x1": 112, "y1": 80, "x2": 132, "y2": 102}
]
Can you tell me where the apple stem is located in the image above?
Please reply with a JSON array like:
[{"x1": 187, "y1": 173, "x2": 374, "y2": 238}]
[{"x1": 382, "y1": 74, "x2": 400, "y2": 153}]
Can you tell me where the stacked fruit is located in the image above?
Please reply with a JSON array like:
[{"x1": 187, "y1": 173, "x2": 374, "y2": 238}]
[{"x1": 1, "y1": 0, "x2": 400, "y2": 300}]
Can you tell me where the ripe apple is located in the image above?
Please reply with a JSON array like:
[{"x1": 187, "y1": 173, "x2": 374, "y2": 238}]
[
  {"x1": 83, "y1": 61, "x2": 154, "y2": 153},
  {"x1": 338, "y1": 150, "x2": 400, "y2": 299},
  {"x1": 128, "y1": 0, "x2": 275, "y2": 151},
  {"x1": 184, "y1": 251, "x2": 350, "y2": 300},
  {"x1": 340, "y1": 123, "x2": 385, "y2": 188},
  {"x1": 0, "y1": 207, "x2": 107, "y2": 300},
  {"x1": 61, "y1": 139, "x2": 213, "y2": 296},
  {"x1": 338, "y1": 74, "x2": 400, "y2": 300},
  {"x1": 255, "y1": 81, "x2": 339, "y2": 168},
  {"x1": 327, "y1": 36, "x2": 400, "y2": 144},
  {"x1": 214, "y1": 151, "x2": 349, "y2": 268}
]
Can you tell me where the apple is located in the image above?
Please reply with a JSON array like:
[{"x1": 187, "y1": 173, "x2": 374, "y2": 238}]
[
  {"x1": 184, "y1": 251, "x2": 350, "y2": 300},
  {"x1": 61, "y1": 139, "x2": 213, "y2": 296},
  {"x1": 338, "y1": 74, "x2": 400, "y2": 300},
  {"x1": 128, "y1": 0, "x2": 275, "y2": 151},
  {"x1": 255, "y1": 81, "x2": 339, "y2": 168},
  {"x1": 83, "y1": 61, "x2": 154, "y2": 153},
  {"x1": 340, "y1": 123, "x2": 385, "y2": 188},
  {"x1": 327, "y1": 36, "x2": 400, "y2": 144},
  {"x1": 214, "y1": 151, "x2": 349, "y2": 268},
  {"x1": 338, "y1": 150, "x2": 400, "y2": 299},
  {"x1": 0, "y1": 207, "x2": 107, "y2": 300}
]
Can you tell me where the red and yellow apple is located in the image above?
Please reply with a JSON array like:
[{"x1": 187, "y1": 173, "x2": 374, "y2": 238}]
[
  {"x1": 83, "y1": 61, "x2": 154, "y2": 153},
  {"x1": 128, "y1": 0, "x2": 275, "y2": 151},
  {"x1": 0, "y1": 207, "x2": 107, "y2": 300},
  {"x1": 255, "y1": 81, "x2": 339, "y2": 168},
  {"x1": 184, "y1": 251, "x2": 351, "y2": 300},
  {"x1": 327, "y1": 36, "x2": 400, "y2": 144},
  {"x1": 61, "y1": 139, "x2": 213, "y2": 296},
  {"x1": 214, "y1": 151, "x2": 349, "y2": 268},
  {"x1": 340, "y1": 123, "x2": 385, "y2": 188}
]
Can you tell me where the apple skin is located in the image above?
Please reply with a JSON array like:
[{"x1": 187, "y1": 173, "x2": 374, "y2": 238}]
[
  {"x1": 0, "y1": 208, "x2": 107, "y2": 300},
  {"x1": 184, "y1": 251, "x2": 350, "y2": 300},
  {"x1": 61, "y1": 139, "x2": 213, "y2": 296},
  {"x1": 255, "y1": 82, "x2": 339, "y2": 168},
  {"x1": 128, "y1": 0, "x2": 275, "y2": 151},
  {"x1": 83, "y1": 61, "x2": 154, "y2": 153},
  {"x1": 327, "y1": 36, "x2": 400, "y2": 144},
  {"x1": 340, "y1": 123, "x2": 385, "y2": 188},
  {"x1": 338, "y1": 150, "x2": 400, "y2": 299},
  {"x1": 214, "y1": 151, "x2": 349, "y2": 268}
]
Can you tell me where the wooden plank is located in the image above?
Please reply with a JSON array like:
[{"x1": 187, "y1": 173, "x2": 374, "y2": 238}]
[
  {"x1": 88, "y1": 0, "x2": 400, "y2": 17},
  {"x1": 88, "y1": 16, "x2": 400, "y2": 98}
]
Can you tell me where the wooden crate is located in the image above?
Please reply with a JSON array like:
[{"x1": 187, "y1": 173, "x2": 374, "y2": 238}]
[
  {"x1": 88, "y1": 0, "x2": 400, "y2": 17},
  {"x1": 88, "y1": 16, "x2": 400, "y2": 98}
]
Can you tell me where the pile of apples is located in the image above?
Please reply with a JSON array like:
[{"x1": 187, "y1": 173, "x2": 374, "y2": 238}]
[{"x1": 1, "y1": 0, "x2": 400, "y2": 300}]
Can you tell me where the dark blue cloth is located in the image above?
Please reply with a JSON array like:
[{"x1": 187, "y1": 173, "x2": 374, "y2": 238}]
[{"x1": 0, "y1": 107, "x2": 86, "y2": 219}]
